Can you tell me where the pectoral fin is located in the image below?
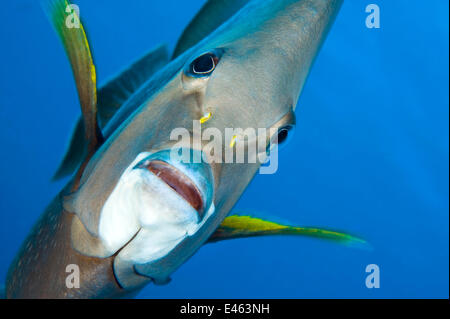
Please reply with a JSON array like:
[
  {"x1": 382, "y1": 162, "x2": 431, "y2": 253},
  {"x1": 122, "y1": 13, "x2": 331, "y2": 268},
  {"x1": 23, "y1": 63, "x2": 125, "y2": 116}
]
[
  {"x1": 43, "y1": 0, "x2": 102, "y2": 185},
  {"x1": 208, "y1": 215, "x2": 367, "y2": 247}
]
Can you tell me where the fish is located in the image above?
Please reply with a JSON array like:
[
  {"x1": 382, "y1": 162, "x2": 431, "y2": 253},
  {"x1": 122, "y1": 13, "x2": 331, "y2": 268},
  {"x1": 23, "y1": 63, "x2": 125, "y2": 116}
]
[{"x1": 4, "y1": 0, "x2": 364, "y2": 298}]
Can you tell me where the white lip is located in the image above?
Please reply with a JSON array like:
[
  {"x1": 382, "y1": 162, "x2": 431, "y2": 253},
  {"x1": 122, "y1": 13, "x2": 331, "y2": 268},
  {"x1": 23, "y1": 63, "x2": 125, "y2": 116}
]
[{"x1": 98, "y1": 151, "x2": 215, "y2": 264}]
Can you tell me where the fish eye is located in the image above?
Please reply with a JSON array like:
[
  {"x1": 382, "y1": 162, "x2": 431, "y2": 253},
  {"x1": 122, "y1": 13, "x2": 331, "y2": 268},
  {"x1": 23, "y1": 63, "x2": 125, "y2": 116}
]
[
  {"x1": 188, "y1": 52, "x2": 220, "y2": 76},
  {"x1": 267, "y1": 124, "x2": 295, "y2": 154},
  {"x1": 273, "y1": 125, "x2": 293, "y2": 145},
  {"x1": 275, "y1": 127, "x2": 290, "y2": 144}
]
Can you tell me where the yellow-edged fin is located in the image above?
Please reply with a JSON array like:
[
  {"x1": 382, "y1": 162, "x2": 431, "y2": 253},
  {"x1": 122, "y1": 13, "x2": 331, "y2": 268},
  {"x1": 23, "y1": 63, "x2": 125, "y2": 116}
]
[
  {"x1": 207, "y1": 215, "x2": 367, "y2": 247},
  {"x1": 42, "y1": 0, "x2": 102, "y2": 184}
]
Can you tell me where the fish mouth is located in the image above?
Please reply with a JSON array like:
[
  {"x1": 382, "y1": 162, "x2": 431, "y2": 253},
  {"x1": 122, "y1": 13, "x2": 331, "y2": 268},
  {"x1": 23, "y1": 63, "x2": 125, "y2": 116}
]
[
  {"x1": 98, "y1": 149, "x2": 215, "y2": 261},
  {"x1": 142, "y1": 160, "x2": 204, "y2": 216},
  {"x1": 134, "y1": 148, "x2": 214, "y2": 220}
]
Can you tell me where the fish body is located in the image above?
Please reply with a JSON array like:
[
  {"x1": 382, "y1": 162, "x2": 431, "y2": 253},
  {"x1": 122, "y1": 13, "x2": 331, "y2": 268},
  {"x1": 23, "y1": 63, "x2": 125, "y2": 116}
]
[{"x1": 5, "y1": 0, "x2": 358, "y2": 299}]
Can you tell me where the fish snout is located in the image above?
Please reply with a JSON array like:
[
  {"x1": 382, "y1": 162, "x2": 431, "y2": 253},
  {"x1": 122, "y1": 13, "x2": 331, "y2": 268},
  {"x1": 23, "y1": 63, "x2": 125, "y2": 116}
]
[
  {"x1": 134, "y1": 148, "x2": 215, "y2": 218},
  {"x1": 96, "y1": 148, "x2": 216, "y2": 288}
]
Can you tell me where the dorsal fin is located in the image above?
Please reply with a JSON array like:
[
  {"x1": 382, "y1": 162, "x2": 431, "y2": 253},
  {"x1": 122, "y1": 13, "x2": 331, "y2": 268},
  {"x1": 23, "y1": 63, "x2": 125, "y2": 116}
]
[
  {"x1": 43, "y1": 0, "x2": 102, "y2": 187},
  {"x1": 172, "y1": 0, "x2": 250, "y2": 59},
  {"x1": 208, "y1": 215, "x2": 368, "y2": 247},
  {"x1": 96, "y1": 44, "x2": 169, "y2": 128},
  {"x1": 52, "y1": 44, "x2": 169, "y2": 180}
]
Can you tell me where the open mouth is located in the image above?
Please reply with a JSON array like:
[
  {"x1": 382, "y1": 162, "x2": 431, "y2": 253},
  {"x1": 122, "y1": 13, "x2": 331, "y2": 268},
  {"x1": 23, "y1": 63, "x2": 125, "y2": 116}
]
[
  {"x1": 142, "y1": 160, "x2": 204, "y2": 217},
  {"x1": 98, "y1": 150, "x2": 215, "y2": 267}
]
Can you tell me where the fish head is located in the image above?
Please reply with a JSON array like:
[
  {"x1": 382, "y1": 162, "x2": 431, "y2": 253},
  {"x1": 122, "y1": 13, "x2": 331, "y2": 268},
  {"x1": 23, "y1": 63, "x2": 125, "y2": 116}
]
[{"x1": 66, "y1": 0, "x2": 341, "y2": 289}]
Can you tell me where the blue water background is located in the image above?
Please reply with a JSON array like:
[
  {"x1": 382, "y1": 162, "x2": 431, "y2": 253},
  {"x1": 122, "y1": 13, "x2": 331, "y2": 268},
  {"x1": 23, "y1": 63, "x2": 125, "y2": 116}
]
[{"x1": 0, "y1": 0, "x2": 448, "y2": 298}]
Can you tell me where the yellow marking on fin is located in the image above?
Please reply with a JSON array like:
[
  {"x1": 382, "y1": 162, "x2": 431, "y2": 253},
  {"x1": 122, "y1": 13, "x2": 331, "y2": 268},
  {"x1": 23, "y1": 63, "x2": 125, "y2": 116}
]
[
  {"x1": 43, "y1": 0, "x2": 103, "y2": 190},
  {"x1": 200, "y1": 112, "x2": 212, "y2": 124},
  {"x1": 229, "y1": 135, "x2": 237, "y2": 148},
  {"x1": 208, "y1": 215, "x2": 368, "y2": 247}
]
